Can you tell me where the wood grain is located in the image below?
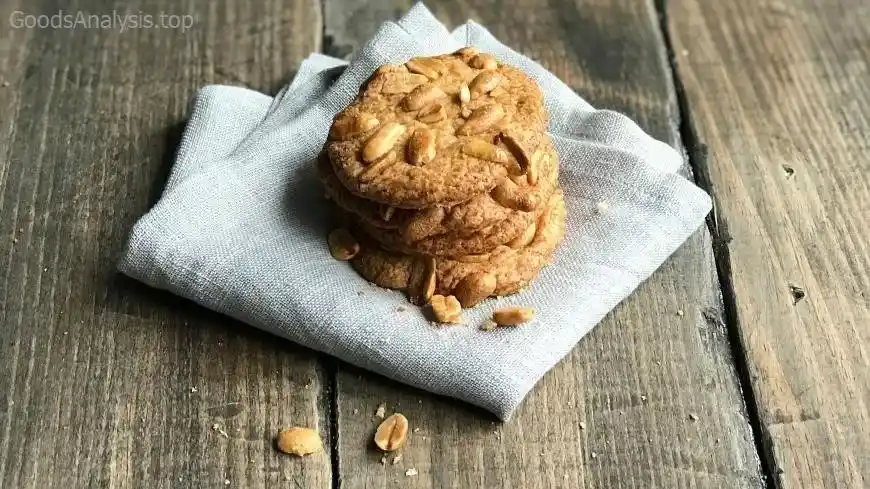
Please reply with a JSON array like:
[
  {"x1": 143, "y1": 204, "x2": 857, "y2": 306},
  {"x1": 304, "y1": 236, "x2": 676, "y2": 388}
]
[
  {"x1": 0, "y1": 0, "x2": 330, "y2": 488},
  {"x1": 325, "y1": 1, "x2": 765, "y2": 488},
  {"x1": 668, "y1": 1, "x2": 870, "y2": 488}
]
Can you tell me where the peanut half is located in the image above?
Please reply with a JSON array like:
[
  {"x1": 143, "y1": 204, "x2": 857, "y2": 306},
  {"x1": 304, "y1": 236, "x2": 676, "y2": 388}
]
[
  {"x1": 276, "y1": 427, "x2": 323, "y2": 456},
  {"x1": 329, "y1": 112, "x2": 379, "y2": 141},
  {"x1": 490, "y1": 180, "x2": 537, "y2": 212},
  {"x1": 461, "y1": 138, "x2": 509, "y2": 164},
  {"x1": 459, "y1": 83, "x2": 472, "y2": 118},
  {"x1": 430, "y1": 295, "x2": 463, "y2": 323},
  {"x1": 457, "y1": 104, "x2": 505, "y2": 136},
  {"x1": 469, "y1": 71, "x2": 502, "y2": 96},
  {"x1": 405, "y1": 57, "x2": 446, "y2": 80},
  {"x1": 403, "y1": 84, "x2": 447, "y2": 111},
  {"x1": 408, "y1": 257, "x2": 437, "y2": 306},
  {"x1": 454, "y1": 46, "x2": 480, "y2": 61},
  {"x1": 381, "y1": 73, "x2": 428, "y2": 94},
  {"x1": 417, "y1": 103, "x2": 447, "y2": 123},
  {"x1": 492, "y1": 307, "x2": 536, "y2": 326},
  {"x1": 498, "y1": 131, "x2": 531, "y2": 173},
  {"x1": 407, "y1": 128, "x2": 437, "y2": 165},
  {"x1": 374, "y1": 413, "x2": 409, "y2": 452},
  {"x1": 328, "y1": 228, "x2": 360, "y2": 261},
  {"x1": 469, "y1": 53, "x2": 498, "y2": 70},
  {"x1": 362, "y1": 122, "x2": 406, "y2": 163},
  {"x1": 379, "y1": 205, "x2": 395, "y2": 222},
  {"x1": 528, "y1": 150, "x2": 547, "y2": 185}
]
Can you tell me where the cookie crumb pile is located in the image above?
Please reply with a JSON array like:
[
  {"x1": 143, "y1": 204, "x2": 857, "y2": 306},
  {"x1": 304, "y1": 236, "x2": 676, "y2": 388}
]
[{"x1": 319, "y1": 48, "x2": 566, "y2": 323}]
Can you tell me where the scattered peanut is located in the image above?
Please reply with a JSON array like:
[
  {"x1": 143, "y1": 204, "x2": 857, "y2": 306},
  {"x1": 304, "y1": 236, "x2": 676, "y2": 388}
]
[
  {"x1": 374, "y1": 413, "x2": 409, "y2": 452},
  {"x1": 276, "y1": 427, "x2": 323, "y2": 456},
  {"x1": 492, "y1": 306, "x2": 535, "y2": 326},
  {"x1": 429, "y1": 295, "x2": 462, "y2": 323}
]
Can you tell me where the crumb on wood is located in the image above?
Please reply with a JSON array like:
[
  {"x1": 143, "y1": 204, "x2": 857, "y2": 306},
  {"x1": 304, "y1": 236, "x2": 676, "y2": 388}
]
[
  {"x1": 689, "y1": 413, "x2": 699, "y2": 422},
  {"x1": 783, "y1": 165, "x2": 795, "y2": 178},
  {"x1": 224, "y1": 479, "x2": 230, "y2": 486},
  {"x1": 788, "y1": 283, "x2": 805, "y2": 305},
  {"x1": 676, "y1": 309, "x2": 684, "y2": 316},
  {"x1": 374, "y1": 403, "x2": 386, "y2": 419},
  {"x1": 640, "y1": 395, "x2": 647, "y2": 402},
  {"x1": 579, "y1": 421, "x2": 586, "y2": 430},
  {"x1": 596, "y1": 201, "x2": 609, "y2": 214},
  {"x1": 391, "y1": 454, "x2": 402, "y2": 465},
  {"x1": 380, "y1": 455, "x2": 386, "y2": 465},
  {"x1": 1, "y1": 81, "x2": 9, "y2": 87},
  {"x1": 413, "y1": 427, "x2": 420, "y2": 433},
  {"x1": 681, "y1": 49, "x2": 689, "y2": 56},
  {"x1": 352, "y1": 408, "x2": 359, "y2": 415},
  {"x1": 212, "y1": 423, "x2": 229, "y2": 438},
  {"x1": 405, "y1": 468, "x2": 418, "y2": 477},
  {"x1": 591, "y1": 452, "x2": 597, "y2": 459},
  {"x1": 190, "y1": 386, "x2": 198, "y2": 393}
]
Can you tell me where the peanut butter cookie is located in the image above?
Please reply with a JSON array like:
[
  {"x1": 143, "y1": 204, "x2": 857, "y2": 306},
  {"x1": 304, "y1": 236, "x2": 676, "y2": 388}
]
[{"x1": 325, "y1": 49, "x2": 548, "y2": 209}]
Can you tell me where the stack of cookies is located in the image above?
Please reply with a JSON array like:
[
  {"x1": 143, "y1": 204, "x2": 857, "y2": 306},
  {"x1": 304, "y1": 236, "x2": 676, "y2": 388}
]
[{"x1": 318, "y1": 48, "x2": 566, "y2": 322}]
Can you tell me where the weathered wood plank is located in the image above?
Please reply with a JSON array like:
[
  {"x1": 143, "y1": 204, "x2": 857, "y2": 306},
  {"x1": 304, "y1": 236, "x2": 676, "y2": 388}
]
[
  {"x1": 326, "y1": 1, "x2": 764, "y2": 488},
  {"x1": 668, "y1": 1, "x2": 870, "y2": 488},
  {"x1": 0, "y1": 1, "x2": 330, "y2": 488}
]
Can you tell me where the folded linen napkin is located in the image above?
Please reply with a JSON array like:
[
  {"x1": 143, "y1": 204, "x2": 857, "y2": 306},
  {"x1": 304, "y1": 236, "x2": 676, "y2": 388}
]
[{"x1": 119, "y1": 3, "x2": 711, "y2": 420}]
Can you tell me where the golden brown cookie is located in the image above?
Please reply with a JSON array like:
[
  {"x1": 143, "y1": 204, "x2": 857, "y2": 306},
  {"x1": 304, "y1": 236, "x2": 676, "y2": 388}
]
[
  {"x1": 349, "y1": 190, "x2": 566, "y2": 306},
  {"x1": 317, "y1": 146, "x2": 560, "y2": 256},
  {"x1": 325, "y1": 49, "x2": 548, "y2": 209}
]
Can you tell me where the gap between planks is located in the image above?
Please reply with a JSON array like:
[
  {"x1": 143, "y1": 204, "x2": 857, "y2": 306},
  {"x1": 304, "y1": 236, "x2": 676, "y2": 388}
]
[{"x1": 653, "y1": 0, "x2": 776, "y2": 487}]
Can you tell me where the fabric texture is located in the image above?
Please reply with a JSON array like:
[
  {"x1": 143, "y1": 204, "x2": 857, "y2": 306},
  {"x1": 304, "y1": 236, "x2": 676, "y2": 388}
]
[{"x1": 119, "y1": 3, "x2": 711, "y2": 420}]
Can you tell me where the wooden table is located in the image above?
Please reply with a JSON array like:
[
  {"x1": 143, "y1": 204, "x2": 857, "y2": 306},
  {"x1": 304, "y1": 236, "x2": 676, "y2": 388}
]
[{"x1": 1, "y1": 0, "x2": 867, "y2": 487}]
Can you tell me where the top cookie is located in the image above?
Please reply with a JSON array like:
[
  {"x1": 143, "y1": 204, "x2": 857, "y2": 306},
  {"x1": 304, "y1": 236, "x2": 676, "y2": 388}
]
[{"x1": 326, "y1": 48, "x2": 548, "y2": 209}]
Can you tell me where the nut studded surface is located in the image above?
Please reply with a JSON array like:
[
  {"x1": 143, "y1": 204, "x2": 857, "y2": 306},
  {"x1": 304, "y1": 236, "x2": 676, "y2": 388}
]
[
  {"x1": 326, "y1": 51, "x2": 548, "y2": 209},
  {"x1": 317, "y1": 146, "x2": 560, "y2": 256},
  {"x1": 350, "y1": 190, "x2": 566, "y2": 298}
]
